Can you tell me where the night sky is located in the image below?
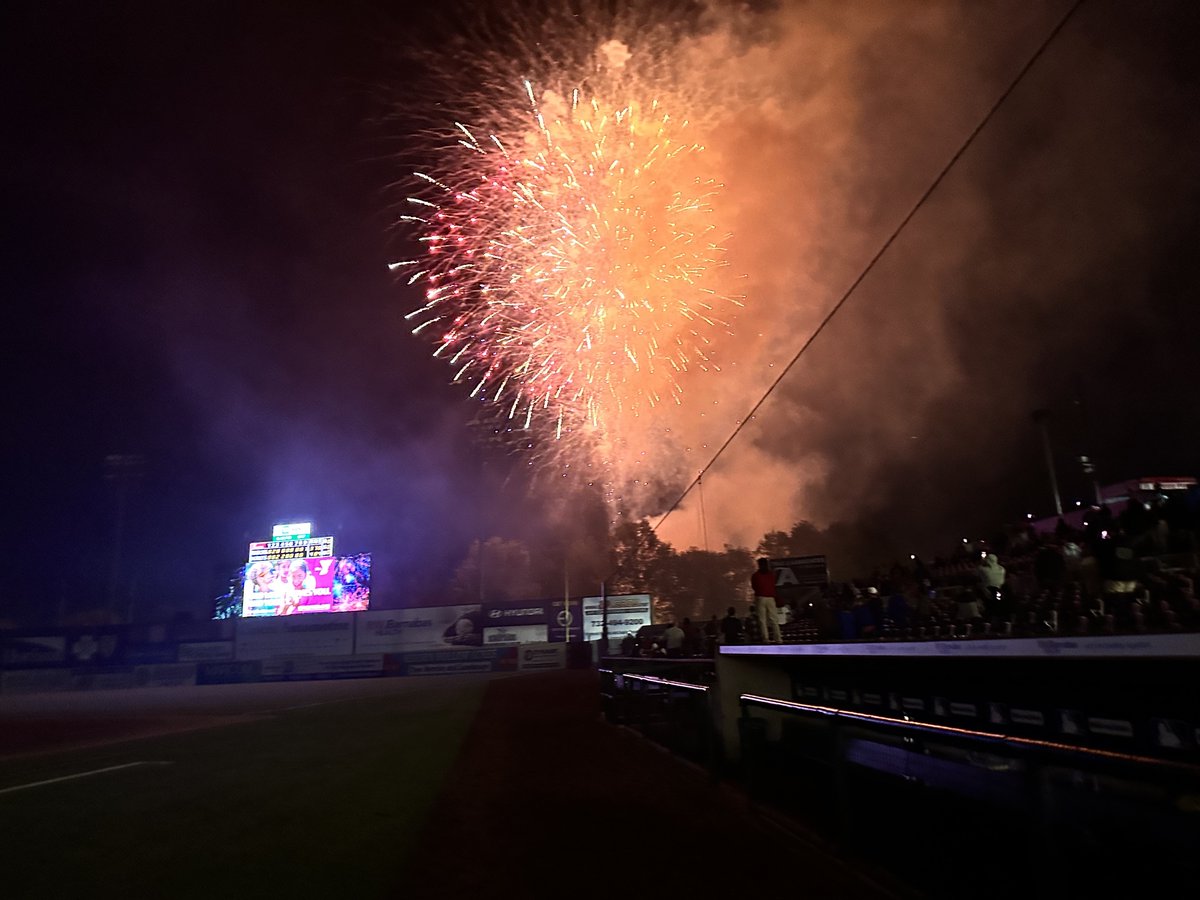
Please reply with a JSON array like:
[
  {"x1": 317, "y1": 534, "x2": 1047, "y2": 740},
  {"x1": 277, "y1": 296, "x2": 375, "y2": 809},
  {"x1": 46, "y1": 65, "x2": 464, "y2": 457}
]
[{"x1": 5, "y1": 0, "x2": 1199, "y2": 626}]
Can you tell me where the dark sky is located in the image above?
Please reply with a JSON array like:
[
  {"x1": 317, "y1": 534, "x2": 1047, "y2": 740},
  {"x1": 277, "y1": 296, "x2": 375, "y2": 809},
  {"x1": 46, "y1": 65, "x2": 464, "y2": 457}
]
[{"x1": 4, "y1": 0, "x2": 1199, "y2": 624}]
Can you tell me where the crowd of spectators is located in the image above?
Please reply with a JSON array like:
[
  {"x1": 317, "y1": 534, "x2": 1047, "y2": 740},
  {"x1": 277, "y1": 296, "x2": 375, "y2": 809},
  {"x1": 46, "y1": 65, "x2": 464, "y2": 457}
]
[
  {"x1": 627, "y1": 486, "x2": 1200, "y2": 655},
  {"x1": 789, "y1": 487, "x2": 1200, "y2": 644}
]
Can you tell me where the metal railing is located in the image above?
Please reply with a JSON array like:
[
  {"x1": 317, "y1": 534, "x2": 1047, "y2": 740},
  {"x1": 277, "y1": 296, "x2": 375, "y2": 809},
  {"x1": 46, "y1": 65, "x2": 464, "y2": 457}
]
[
  {"x1": 599, "y1": 667, "x2": 718, "y2": 774},
  {"x1": 735, "y1": 689, "x2": 1200, "y2": 895}
]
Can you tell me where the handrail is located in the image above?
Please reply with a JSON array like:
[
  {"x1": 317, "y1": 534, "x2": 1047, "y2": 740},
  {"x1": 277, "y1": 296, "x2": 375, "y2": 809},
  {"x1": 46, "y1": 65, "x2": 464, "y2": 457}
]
[
  {"x1": 738, "y1": 692, "x2": 1200, "y2": 776},
  {"x1": 604, "y1": 670, "x2": 709, "y2": 692}
]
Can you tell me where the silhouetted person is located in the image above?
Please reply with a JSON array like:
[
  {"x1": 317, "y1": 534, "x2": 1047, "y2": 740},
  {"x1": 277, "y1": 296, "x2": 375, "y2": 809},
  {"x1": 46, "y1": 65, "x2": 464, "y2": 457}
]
[
  {"x1": 663, "y1": 621, "x2": 685, "y2": 658},
  {"x1": 621, "y1": 633, "x2": 636, "y2": 656},
  {"x1": 681, "y1": 617, "x2": 701, "y2": 656},
  {"x1": 721, "y1": 606, "x2": 744, "y2": 645},
  {"x1": 1034, "y1": 543, "x2": 1066, "y2": 590},
  {"x1": 704, "y1": 614, "x2": 719, "y2": 654},
  {"x1": 751, "y1": 558, "x2": 782, "y2": 643}
]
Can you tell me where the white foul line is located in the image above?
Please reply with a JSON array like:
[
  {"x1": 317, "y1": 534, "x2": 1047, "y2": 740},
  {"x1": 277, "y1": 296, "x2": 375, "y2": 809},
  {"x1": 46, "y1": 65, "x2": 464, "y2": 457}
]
[{"x1": 0, "y1": 761, "x2": 171, "y2": 796}]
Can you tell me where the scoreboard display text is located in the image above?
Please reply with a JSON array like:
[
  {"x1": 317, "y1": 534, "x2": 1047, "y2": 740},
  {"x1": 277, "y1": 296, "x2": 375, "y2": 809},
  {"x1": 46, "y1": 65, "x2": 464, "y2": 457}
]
[{"x1": 248, "y1": 537, "x2": 334, "y2": 562}]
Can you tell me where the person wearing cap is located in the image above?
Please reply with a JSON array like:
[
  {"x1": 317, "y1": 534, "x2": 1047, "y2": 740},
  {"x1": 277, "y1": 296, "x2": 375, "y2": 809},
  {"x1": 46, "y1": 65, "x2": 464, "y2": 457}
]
[{"x1": 750, "y1": 558, "x2": 782, "y2": 643}]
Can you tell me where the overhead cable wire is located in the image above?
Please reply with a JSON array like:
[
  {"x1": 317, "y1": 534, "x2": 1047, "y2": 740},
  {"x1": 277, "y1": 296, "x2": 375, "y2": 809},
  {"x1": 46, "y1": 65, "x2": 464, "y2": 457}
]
[{"x1": 649, "y1": 0, "x2": 1086, "y2": 537}]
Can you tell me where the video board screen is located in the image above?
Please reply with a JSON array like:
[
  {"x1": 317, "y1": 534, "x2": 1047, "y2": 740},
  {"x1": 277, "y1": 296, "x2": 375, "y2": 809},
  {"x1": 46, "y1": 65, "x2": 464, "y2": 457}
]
[{"x1": 242, "y1": 554, "x2": 371, "y2": 617}]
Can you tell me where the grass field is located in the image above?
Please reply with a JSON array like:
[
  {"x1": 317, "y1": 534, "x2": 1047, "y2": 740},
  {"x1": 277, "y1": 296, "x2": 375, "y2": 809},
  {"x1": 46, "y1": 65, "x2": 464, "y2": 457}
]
[{"x1": 0, "y1": 677, "x2": 490, "y2": 898}]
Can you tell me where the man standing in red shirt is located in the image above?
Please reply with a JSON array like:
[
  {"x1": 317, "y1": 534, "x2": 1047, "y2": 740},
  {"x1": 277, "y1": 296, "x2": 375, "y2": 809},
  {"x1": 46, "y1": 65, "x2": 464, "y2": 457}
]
[{"x1": 751, "y1": 558, "x2": 782, "y2": 644}]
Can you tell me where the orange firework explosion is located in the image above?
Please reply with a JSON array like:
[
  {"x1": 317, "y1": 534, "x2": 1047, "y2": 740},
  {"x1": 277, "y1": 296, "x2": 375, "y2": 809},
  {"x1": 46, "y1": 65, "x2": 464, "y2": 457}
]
[{"x1": 395, "y1": 33, "x2": 741, "y2": 481}]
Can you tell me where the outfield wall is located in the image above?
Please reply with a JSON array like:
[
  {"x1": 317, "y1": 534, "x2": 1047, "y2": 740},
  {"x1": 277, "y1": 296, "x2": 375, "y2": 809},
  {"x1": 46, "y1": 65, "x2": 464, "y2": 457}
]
[{"x1": 0, "y1": 606, "x2": 579, "y2": 693}]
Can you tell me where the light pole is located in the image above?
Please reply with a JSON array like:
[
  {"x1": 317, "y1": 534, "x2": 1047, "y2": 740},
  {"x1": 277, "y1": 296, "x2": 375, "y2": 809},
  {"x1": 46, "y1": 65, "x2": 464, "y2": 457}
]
[
  {"x1": 600, "y1": 580, "x2": 608, "y2": 654},
  {"x1": 1031, "y1": 410, "x2": 1063, "y2": 517}
]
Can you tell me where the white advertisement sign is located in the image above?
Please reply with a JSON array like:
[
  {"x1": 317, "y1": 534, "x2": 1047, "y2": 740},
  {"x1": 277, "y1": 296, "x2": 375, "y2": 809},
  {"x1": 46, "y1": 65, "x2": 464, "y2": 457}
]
[
  {"x1": 235, "y1": 613, "x2": 354, "y2": 660},
  {"x1": 517, "y1": 643, "x2": 567, "y2": 671},
  {"x1": 582, "y1": 594, "x2": 653, "y2": 641},
  {"x1": 482, "y1": 624, "x2": 549, "y2": 645},
  {"x1": 133, "y1": 664, "x2": 198, "y2": 688},
  {"x1": 260, "y1": 655, "x2": 384, "y2": 680},
  {"x1": 355, "y1": 605, "x2": 485, "y2": 652},
  {"x1": 178, "y1": 641, "x2": 234, "y2": 662}
]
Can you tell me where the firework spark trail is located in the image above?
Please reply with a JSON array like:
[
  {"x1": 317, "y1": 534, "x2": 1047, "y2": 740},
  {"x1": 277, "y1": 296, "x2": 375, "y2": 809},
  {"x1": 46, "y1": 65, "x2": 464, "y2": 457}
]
[{"x1": 396, "y1": 37, "x2": 742, "y2": 490}]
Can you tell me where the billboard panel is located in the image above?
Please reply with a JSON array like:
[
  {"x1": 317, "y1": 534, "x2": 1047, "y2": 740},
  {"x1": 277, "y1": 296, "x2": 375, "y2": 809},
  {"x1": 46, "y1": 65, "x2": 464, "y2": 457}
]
[
  {"x1": 482, "y1": 624, "x2": 549, "y2": 645},
  {"x1": 259, "y1": 655, "x2": 384, "y2": 681},
  {"x1": 0, "y1": 668, "x2": 72, "y2": 693},
  {"x1": 1, "y1": 635, "x2": 67, "y2": 668},
  {"x1": 234, "y1": 613, "x2": 354, "y2": 660},
  {"x1": 133, "y1": 663, "x2": 197, "y2": 688},
  {"x1": 582, "y1": 594, "x2": 653, "y2": 641},
  {"x1": 196, "y1": 660, "x2": 263, "y2": 685},
  {"x1": 483, "y1": 603, "x2": 550, "y2": 627},
  {"x1": 546, "y1": 598, "x2": 582, "y2": 643},
  {"x1": 65, "y1": 629, "x2": 125, "y2": 666},
  {"x1": 355, "y1": 606, "x2": 485, "y2": 653},
  {"x1": 771, "y1": 555, "x2": 830, "y2": 612},
  {"x1": 388, "y1": 647, "x2": 518, "y2": 676},
  {"x1": 178, "y1": 641, "x2": 235, "y2": 662},
  {"x1": 771, "y1": 555, "x2": 830, "y2": 588},
  {"x1": 242, "y1": 554, "x2": 371, "y2": 617},
  {"x1": 517, "y1": 643, "x2": 566, "y2": 671}
]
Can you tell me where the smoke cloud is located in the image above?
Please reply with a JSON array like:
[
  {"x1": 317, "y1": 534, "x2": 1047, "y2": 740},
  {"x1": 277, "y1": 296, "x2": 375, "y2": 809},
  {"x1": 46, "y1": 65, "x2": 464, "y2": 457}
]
[
  {"x1": 614, "y1": 0, "x2": 1200, "y2": 563},
  {"x1": 12, "y1": 1, "x2": 1195, "y2": 622}
]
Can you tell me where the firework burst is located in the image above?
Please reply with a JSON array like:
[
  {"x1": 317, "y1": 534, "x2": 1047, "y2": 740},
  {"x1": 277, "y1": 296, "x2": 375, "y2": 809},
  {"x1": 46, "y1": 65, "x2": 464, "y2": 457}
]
[{"x1": 394, "y1": 10, "x2": 743, "y2": 499}]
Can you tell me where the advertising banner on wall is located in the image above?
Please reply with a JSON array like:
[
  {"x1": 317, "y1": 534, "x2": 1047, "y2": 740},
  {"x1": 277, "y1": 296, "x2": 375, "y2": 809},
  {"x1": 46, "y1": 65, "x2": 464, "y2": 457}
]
[
  {"x1": 0, "y1": 668, "x2": 73, "y2": 693},
  {"x1": 546, "y1": 598, "x2": 582, "y2": 643},
  {"x1": 482, "y1": 624, "x2": 549, "y2": 646},
  {"x1": 355, "y1": 606, "x2": 485, "y2": 653},
  {"x1": 259, "y1": 655, "x2": 384, "y2": 681},
  {"x1": 517, "y1": 643, "x2": 566, "y2": 671},
  {"x1": 124, "y1": 643, "x2": 179, "y2": 665},
  {"x1": 235, "y1": 613, "x2": 354, "y2": 660},
  {"x1": 178, "y1": 641, "x2": 235, "y2": 663},
  {"x1": 1, "y1": 635, "x2": 67, "y2": 668},
  {"x1": 482, "y1": 603, "x2": 550, "y2": 627},
  {"x1": 196, "y1": 660, "x2": 263, "y2": 685},
  {"x1": 65, "y1": 629, "x2": 126, "y2": 666},
  {"x1": 582, "y1": 594, "x2": 653, "y2": 641},
  {"x1": 133, "y1": 663, "x2": 197, "y2": 688},
  {"x1": 389, "y1": 647, "x2": 518, "y2": 676}
]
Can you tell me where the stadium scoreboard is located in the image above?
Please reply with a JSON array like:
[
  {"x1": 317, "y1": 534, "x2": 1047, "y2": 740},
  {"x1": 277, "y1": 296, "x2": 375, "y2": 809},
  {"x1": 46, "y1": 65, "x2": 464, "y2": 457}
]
[{"x1": 248, "y1": 536, "x2": 334, "y2": 562}]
